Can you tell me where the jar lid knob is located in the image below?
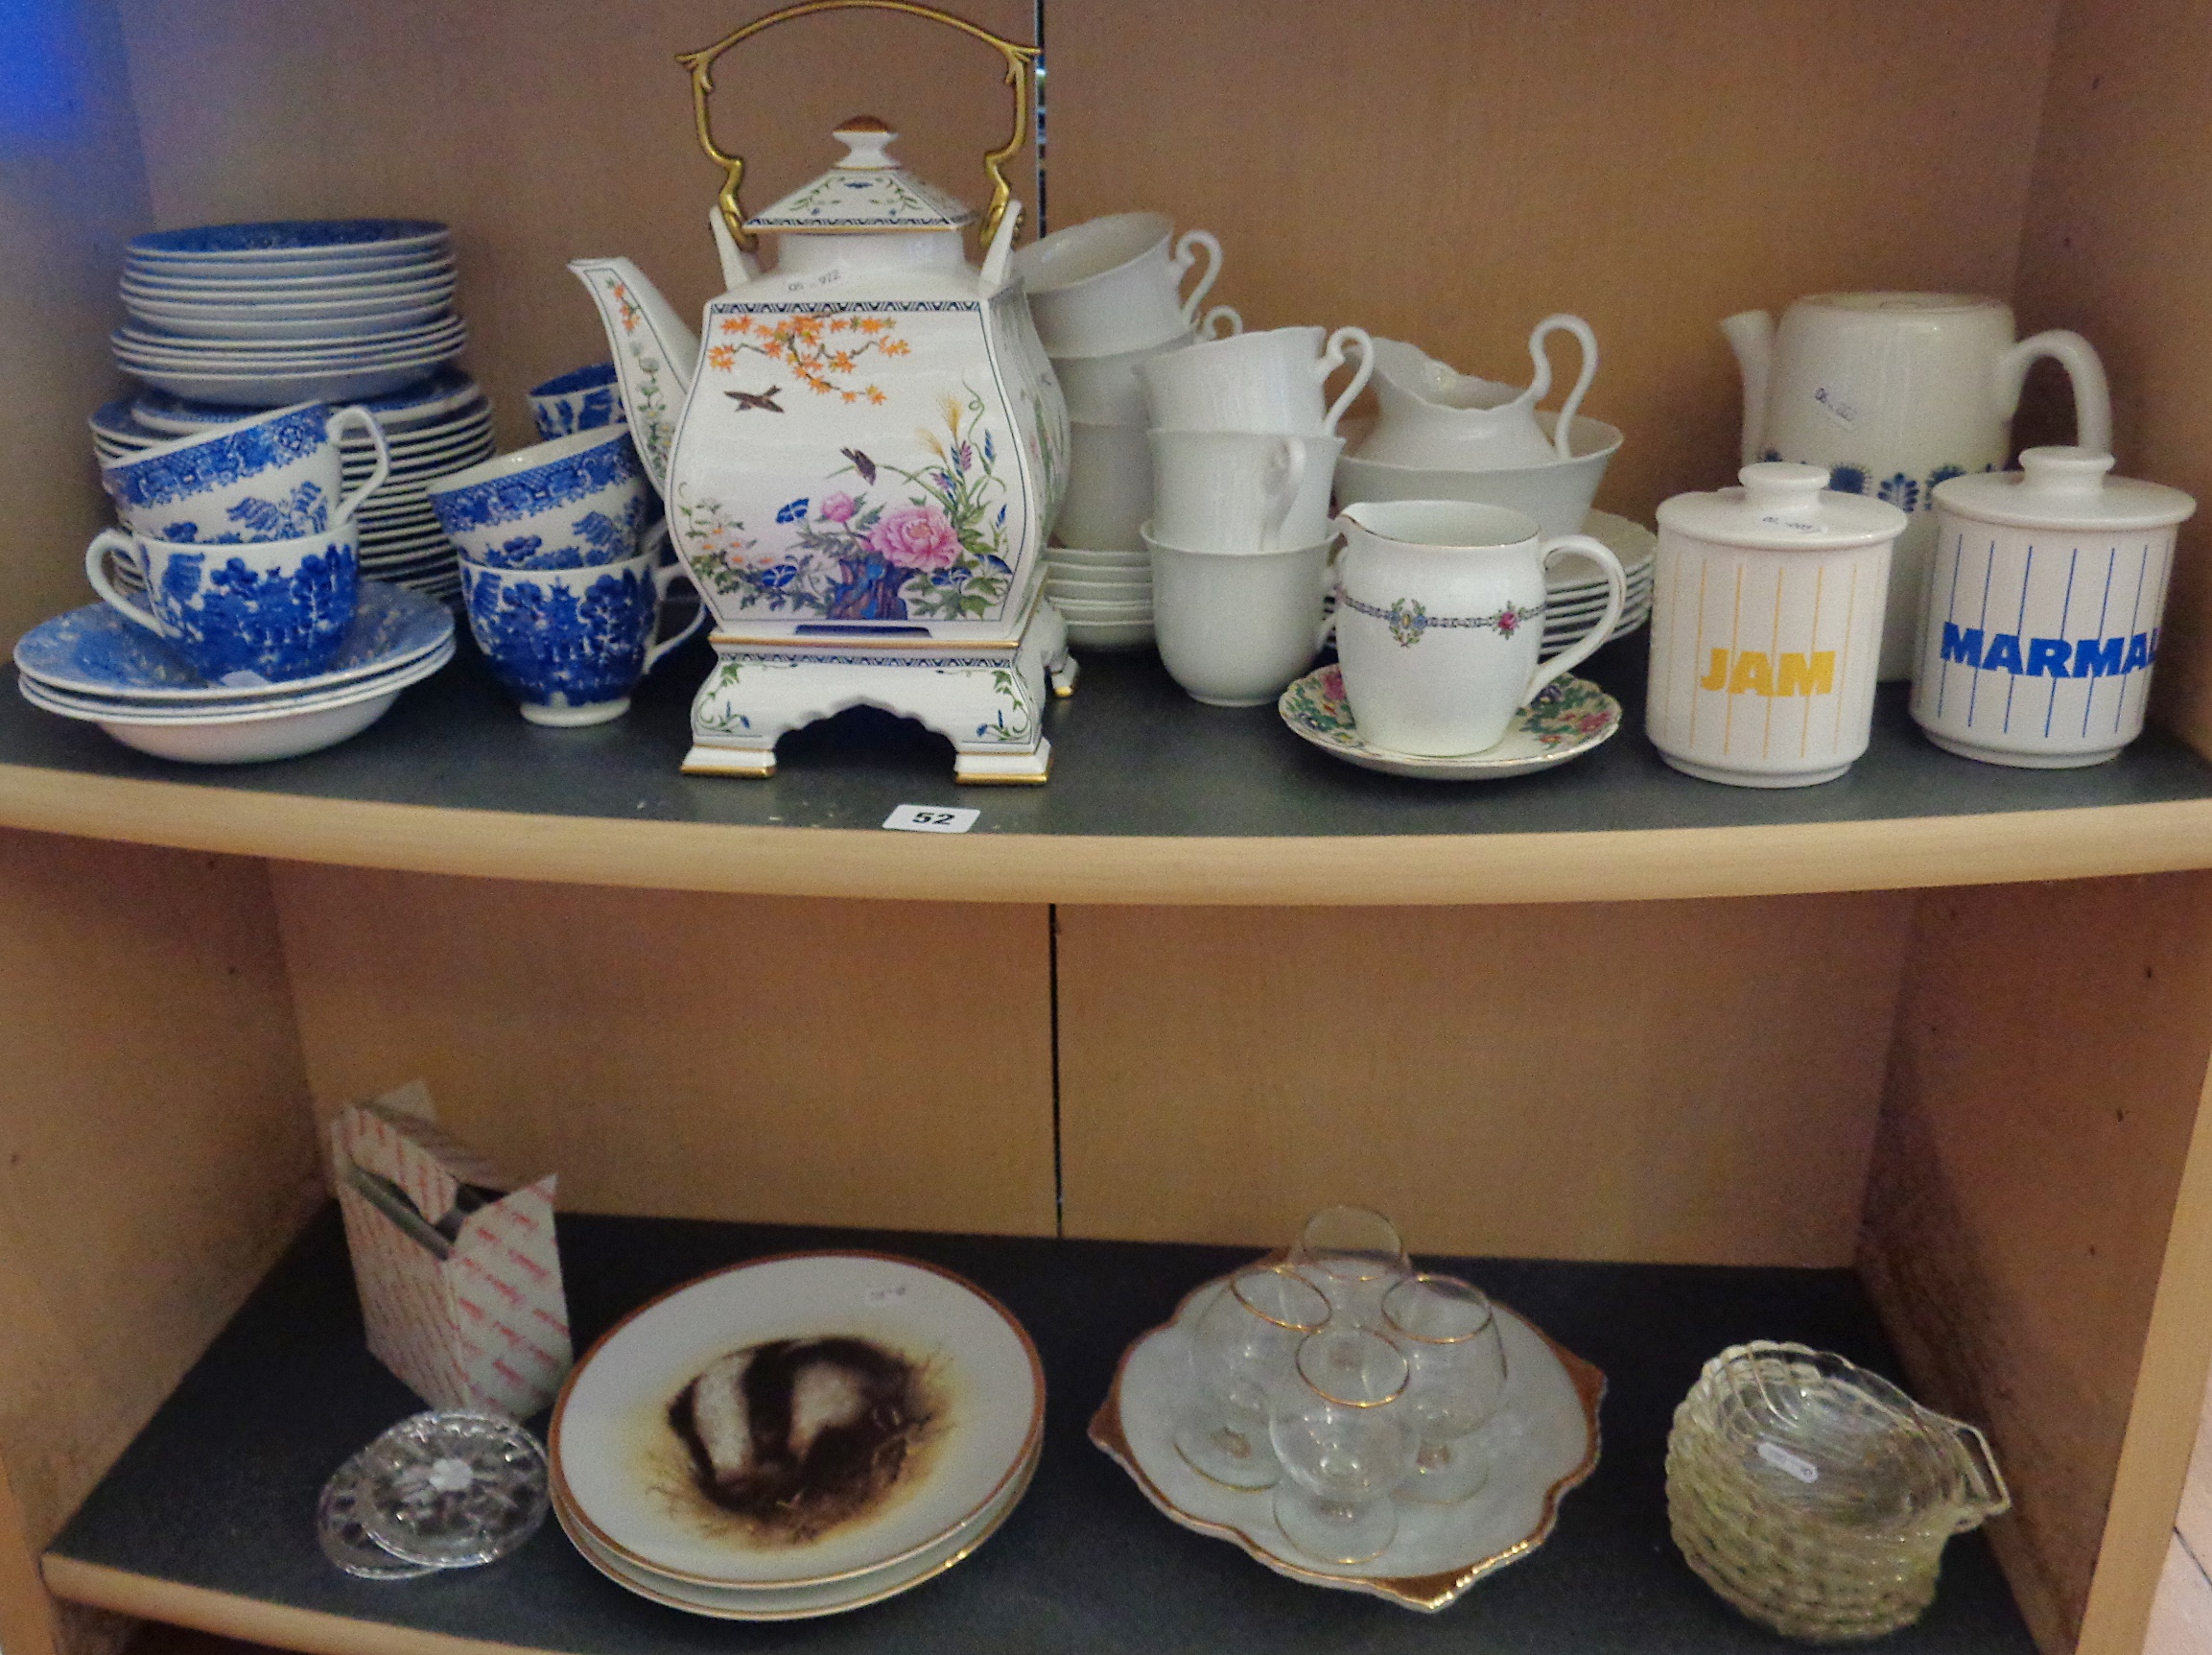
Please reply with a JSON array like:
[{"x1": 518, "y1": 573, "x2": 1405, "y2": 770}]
[
  {"x1": 2018, "y1": 445, "x2": 2115, "y2": 499},
  {"x1": 1740, "y1": 461, "x2": 1831, "y2": 522}
]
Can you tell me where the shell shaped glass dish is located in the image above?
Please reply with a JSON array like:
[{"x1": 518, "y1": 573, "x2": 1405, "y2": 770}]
[
  {"x1": 550, "y1": 1251, "x2": 1044, "y2": 1592},
  {"x1": 1089, "y1": 1266, "x2": 1603, "y2": 1610}
]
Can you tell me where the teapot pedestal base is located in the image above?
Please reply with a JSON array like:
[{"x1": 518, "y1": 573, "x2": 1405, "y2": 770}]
[{"x1": 681, "y1": 601, "x2": 1074, "y2": 784}]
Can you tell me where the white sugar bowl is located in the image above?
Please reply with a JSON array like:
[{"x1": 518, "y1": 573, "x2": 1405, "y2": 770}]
[
  {"x1": 1647, "y1": 462, "x2": 1906, "y2": 787},
  {"x1": 1911, "y1": 447, "x2": 2194, "y2": 768}
]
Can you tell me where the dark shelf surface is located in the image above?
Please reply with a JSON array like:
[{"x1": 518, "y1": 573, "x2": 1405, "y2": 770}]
[
  {"x1": 49, "y1": 1209, "x2": 2036, "y2": 1655},
  {"x1": 6, "y1": 629, "x2": 2212, "y2": 840}
]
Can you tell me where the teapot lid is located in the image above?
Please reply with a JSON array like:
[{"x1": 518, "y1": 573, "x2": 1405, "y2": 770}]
[
  {"x1": 746, "y1": 118, "x2": 976, "y2": 236},
  {"x1": 1658, "y1": 461, "x2": 1907, "y2": 550},
  {"x1": 1932, "y1": 446, "x2": 2196, "y2": 532}
]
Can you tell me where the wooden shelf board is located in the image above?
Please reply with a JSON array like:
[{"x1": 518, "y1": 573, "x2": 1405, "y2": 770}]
[
  {"x1": 44, "y1": 1209, "x2": 2035, "y2": 1655},
  {"x1": 6, "y1": 634, "x2": 2211, "y2": 904}
]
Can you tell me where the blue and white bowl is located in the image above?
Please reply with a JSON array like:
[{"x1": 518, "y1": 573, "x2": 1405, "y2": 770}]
[
  {"x1": 460, "y1": 545, "x2": 701, "y2": 725},
  {"x1": 528, "y1": 363, "x2": 624, "y2": 441},
  {"x1": 427, "y1": 425, "x2": 648, "y2": 570},
  {"x1": 83, "y1": 520, "x2": 361, "y2": 684},
  {"x1": 100, "y1": 400, "x2": 390, "y2": 545}
]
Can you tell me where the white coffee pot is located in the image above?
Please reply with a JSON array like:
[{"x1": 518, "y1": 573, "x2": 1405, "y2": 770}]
[
  {"x1": 1721, "y1": 293, "x2": 2111, "y2": 680},
  {"x1": 1357, "y1": 315, "x2": 1598, "y2": 471}
]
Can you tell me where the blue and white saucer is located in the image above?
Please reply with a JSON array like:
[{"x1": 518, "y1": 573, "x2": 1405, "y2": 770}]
[
  {"x1": 132, "y1": 366, "x2": 481, "y2": 436},
  {"x1": 14, "y1": 580, "x2": 452, "y2": 702}
]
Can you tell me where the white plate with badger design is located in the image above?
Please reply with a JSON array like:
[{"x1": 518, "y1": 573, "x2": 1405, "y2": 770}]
[{"x1": 549, "y1": 1251, "x2": 1043, "y2": 1589}]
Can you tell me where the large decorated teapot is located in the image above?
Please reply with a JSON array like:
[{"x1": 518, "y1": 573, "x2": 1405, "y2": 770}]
[{"x1": 572, "y1": 4, "x2": 1066, "y2": 644}]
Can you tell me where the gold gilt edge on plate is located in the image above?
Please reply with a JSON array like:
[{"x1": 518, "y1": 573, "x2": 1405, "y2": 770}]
[{"x1": 1084, "y1": 1264, "x2": 1607, "y2": 1613}]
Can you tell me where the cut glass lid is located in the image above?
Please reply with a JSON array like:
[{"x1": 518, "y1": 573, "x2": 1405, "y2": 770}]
[{"x1": 747, "y1": 118, "x2": 976, "y2": 235}]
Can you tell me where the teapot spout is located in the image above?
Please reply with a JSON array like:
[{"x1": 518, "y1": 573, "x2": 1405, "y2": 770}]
[
  {"x1": 1721, "y1": 309, "x2": 1776, "y2": 467},
  {"x1": 566, "y1": 257, "x2": 699, "y2": 494}
]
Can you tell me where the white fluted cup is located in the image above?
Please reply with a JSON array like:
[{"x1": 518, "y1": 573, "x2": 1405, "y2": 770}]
[
  {"x1": 1147, "y1": 431, "x2": 1342, "y2": 555},
  {"x1": 1052, "y1": 308, "x2": 1243, "y2": 425},
  {"x1": 1015, "y1": 211, "x2": 1225, "y2": 358},
  {"x1": 1139, "y1": 325, "x2": 1374, "y2": 437},
  {"x1": 1145, "y1": 525, "x2": 1333, "y2": 706},
  {"x1": 1334, "y1": 499, "x2": 1624, "y2": 756},
  {"x1": 1054, "y1": 421, "x2": 1153, "y2": 551}
]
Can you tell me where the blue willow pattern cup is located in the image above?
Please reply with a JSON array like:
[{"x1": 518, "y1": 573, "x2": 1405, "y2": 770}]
[
  {"x1": 460, "y1": 526, "x2": 703, "y2": 725},
  {"x1": 100, "y1": 401, "x2": 390, "y2": 546},
  {"x1": 83, "y1": 522, "x2": 360, "y2": 683},
  {"x1": 427, "y1": 425, "x2": 647, "y2": 570},
  {"x1": 527, "y1": 363, "x2": 624, "y2": 441}
]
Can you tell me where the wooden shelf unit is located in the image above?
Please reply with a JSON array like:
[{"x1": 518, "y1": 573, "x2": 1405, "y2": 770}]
[{"x1": 5, "y1": 6, "x2": 2212, "y2": 1655}]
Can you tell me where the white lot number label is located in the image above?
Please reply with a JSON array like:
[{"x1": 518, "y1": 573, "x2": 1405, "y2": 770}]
[{"x1": 882, "y1": 803, "x2": 980, "y2": 834}]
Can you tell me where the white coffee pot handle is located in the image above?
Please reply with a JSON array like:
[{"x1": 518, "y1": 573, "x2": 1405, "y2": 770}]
[
  {"x1": 328, "y1": 405, "x2": 393, "y2": 525},
  {"x1": 641, "y1": 523, "x2": 709, "y2": 673},
  {"x1": 1172, "y1": 230, "x2": 1223, "y2": 327},
  {"x1": 1526, "y1": 315, "x2": 1599, "y2": 460},
  {"x1": 1991, "y1": 330, "x2": 2111, "y2": 457},
  {"x1": 1319, "y1": 326, "x2": 1376, "y2": 437},
  {"x1": 1526, "y1": 535, "x2": 1624, "y2": 702},
  {"x1": 83, "y1": 528, "x2": 167, "y2": 635}
]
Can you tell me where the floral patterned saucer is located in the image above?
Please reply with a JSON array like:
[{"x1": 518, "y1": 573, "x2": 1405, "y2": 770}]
[{"x1": 1278, "y1": 664, "x2": 1621, "y2": 780}]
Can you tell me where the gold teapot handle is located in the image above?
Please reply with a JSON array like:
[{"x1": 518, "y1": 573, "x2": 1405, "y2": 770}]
[{"x1": 675, "y1": 1, "x2": 1040, "y2": 256}]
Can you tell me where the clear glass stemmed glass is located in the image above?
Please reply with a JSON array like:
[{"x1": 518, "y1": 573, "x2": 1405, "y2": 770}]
[
  {"x1": 1289, "y1": 1204, "x2": 1411, "y2": 1331},
  {"x1": 1174, "y1": 1264, "x2": 1331, "y2": 1488},
  {"x1": 1268, "y1": 1327, "x2": 1417, "y2": 1564},
  {"x1": 1379, "y1": 1272, "x2": 1509, "y2": 1502}
]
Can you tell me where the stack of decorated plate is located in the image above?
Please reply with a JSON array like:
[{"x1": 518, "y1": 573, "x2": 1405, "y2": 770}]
[
  {"x1": 89, "y1": 370, "x2": 493, "y2": 605},
  {"x1": 112, "y1": 220, "x2": 463, "y2": 407},
  {"x1": 1044, "y1": 547, "x2": 1153, "y2": 649},
  {"x1": 549, "y1": 1253, "x2": 1044, "y2": 1621},
  {"x1": 1540, "y1": 509, "x2": 1656, "y2": 659},
  {"x1": 12, "y1": 582, "x2": 454, "y2": 764}
]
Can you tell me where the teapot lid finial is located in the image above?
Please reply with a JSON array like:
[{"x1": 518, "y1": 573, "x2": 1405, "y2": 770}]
[{"x1": 832, "y1": 117, "x2": 900, "y2": 172}]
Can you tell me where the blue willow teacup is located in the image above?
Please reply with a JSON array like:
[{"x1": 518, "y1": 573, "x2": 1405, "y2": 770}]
[
  {"x1": 427, "y1": 425, "x2": 648, "y2": 571},
  {"x1": 460, "y1": 526, "x2": 702, "y2": 725},
  {"x1": 83, "y1": 521, "x2": 360, "y2": 683},
  {"x1": 99, "y1": 401, "x2": 390, "y2": 546},
  {"x1": 527, "y1": 363, "x2": 624, "y2": 441}
]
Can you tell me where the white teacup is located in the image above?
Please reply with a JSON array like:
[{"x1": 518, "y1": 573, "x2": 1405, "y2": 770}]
[
  {"x1": 1138, "y1": 325, "x2": 1374, "y2": 437},
  {"x1": 1052, "y1": 309, "x2": 1242, "y2": 425},
  {"x1": 100, "y1": 400, "x2": 389, "y2": 545},
  {"x1": 426, "y1": 426, "x2": 648, "y2": 569},
  {"x1": 1015, "y1": 211, "x2": 1224, "y2": 358},
  {"x1": 1333, "y1": 499, "x2": 1624, "y2": 756},
  {"x1": 1148, "y1": 430, "x2": 1342, "y2": 555},
  {"x1": 1145, "y1": 526, "x2": 1333, "y2": 706},
  {"x1": 1054, "y1": 421, "x2": 1153, "y2": 552}
]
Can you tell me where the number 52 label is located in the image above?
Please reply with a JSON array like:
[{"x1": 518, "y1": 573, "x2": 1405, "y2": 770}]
[{"x1": 882, "y1": 803, "x2": 980, "y2": 834}]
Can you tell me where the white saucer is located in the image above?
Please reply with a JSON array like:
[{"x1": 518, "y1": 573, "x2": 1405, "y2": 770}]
[{"x1": 1279, "y1": 664, "x2": 1622, "y2": 780}]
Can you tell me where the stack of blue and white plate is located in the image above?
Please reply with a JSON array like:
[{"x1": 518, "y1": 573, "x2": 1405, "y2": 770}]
[
  {"x1": 12, "y1": 581, "x2": 454, "y2": 764},
  {"x1": 112, "y1": 220, "x2": 464, "y2": 406},
  {"x1": 87, "y1": 369, "x2": 493, "y2": 607}
]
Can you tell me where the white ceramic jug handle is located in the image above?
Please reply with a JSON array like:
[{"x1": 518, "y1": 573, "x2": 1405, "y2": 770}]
[
  {"x1": 1172, "y1": 230, "x2": 1223, "y2": 326},
  {"x1": 642, "y1": 523, "x2": 708, "y2": 673},
  {"x1": 1319, "y1": 327, "x2": 1376, "y2": 437},
  {"x1": 1993, "y1": 329, "x2": 2112, "y2": 456},
  {"x1": 1259, "y1": 437, "x2": 1307, "y2": 554},
  {"x1": 83, "y1": 528, "x2": 166, "y2": 634},
  {"x1": 328, "y1": 405, "x2": 392, "y2": 524},
  {"x1": 1522, "y1": 535, "x2": 1624, "y2": 703},
  {"x1": 1528, "y1": 314, "x2": 1600, "y2": 460},
  {"x1": 1198, "y1": 305, "x2": 1242, "y2": 340}
]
